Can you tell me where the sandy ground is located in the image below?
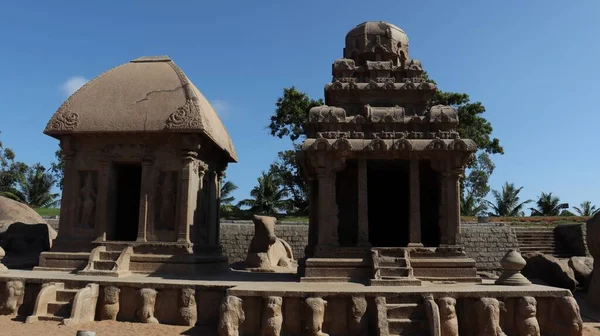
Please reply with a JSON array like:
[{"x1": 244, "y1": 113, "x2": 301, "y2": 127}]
[{"x1": 0, "y1": 317, "x2": 599, "y2": 336}]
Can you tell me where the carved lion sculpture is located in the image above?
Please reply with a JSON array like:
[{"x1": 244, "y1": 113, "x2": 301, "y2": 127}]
[
  {"x1": 218, "y1": 295, "x2": 245, "y2": 336},
  {"x1": 348, "y1": 296, "x2": 368, "y2": 336},
  {"x1": 438, "y1": 297, "x2": 459, "y2": 336},
  {"x1": 100, "y1": 286, "x2": 120, "y2": 320},
  {"x1": 516, "y1": 297, "x2": 540, "y2": 336},
  {"x1": 245, "y1": 215, "x2": 295, "y2": 270},
  {"x1": 475, "y1": 298, "x2": 507, "y2": 336},
  {"x1": 305, "y1": 297, "x2": 328, "y2": 336},
  {"x1": 136, "y1": 288, "x2": 158, "y2": 324},
  {"x1": 0, "y1": 280, "x2": 24, "y2": 315},
  {"x1": 179, "y1": 287, "x2": 197, "y2": 327},
  {"x1": 552, "y1": 296, "x2": 583, "y2": 336},
  {"x1": 260, "y1": 296, "x2": 283, "y2": 336}
]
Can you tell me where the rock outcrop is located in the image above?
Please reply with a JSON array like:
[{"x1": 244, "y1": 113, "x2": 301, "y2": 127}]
[{"x1": 522, "y1": 252, "x2": 578, "y2": 290}]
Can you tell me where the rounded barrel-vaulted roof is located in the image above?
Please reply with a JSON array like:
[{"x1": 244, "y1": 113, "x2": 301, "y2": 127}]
[
  {"x1": 44, "y1": 55, "x2": 237, "y2": 162},
  {"x1": 344, "y1": 21, "x2": 410, "y2": 60}
]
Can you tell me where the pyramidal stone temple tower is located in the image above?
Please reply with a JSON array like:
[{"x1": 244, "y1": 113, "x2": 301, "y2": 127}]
[
  {"x1": 0, "y1": 22, "x2": 584, "y2": 336},
  {"x1": 298, "y1": 21, "x2": 479, "y2": 284}
]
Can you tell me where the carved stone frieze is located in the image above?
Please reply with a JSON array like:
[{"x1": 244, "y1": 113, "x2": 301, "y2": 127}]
[
  {"x1": 366, "y1": 137, "x2": 388, "y2": 151},
  {"x1": 96, "y1": 143, "x2": 153, "y2": 158},
  {"x1": 45, "y1": 101, "x2": 80, "y2": 132},
  {"x1": 165, "y1": 99, "x2": 203, "y2": 130},
  {"x1": 309, "y1": 138, "x2": 332, "y2": 151},
  {"x1": 392, "y1": 138, "x2": 413, "y2": 151},
  {"x1": 309, "y1": 106, "x2": 347, "y2": 123},
  {"x1": 332, "y1": 138, "x2": 352, "y2": 152},
  {"x1": 426, "y1": 138, "x2": 448, "y2": 151}
]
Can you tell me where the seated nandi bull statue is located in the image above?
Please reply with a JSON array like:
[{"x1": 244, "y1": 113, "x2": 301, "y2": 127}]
[{"x1": 245, "y1": 215, "x2": 296, "y2": 271}]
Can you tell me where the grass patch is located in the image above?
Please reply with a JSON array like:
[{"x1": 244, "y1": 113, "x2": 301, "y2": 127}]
[{"x1": 34, "y1": 208, "x2": 60, "y2": 217}]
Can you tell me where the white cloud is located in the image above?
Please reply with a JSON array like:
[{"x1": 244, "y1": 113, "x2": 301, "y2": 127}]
[
  {"x1": 211, "y1": 99, "x2": 232, "y2": 119},
  {"x1": 60, "y1": 76, "x2": 89, "y2": 96}
]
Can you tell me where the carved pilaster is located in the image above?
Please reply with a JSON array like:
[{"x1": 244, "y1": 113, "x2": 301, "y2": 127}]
[
  {"x1": 136, "y1": 158, "x2": 154, "y2": 242},
  {"x1": 94, "y1": 160, "x2": 110, "y2": 242},
  {"x1": 446, "y1": 168, "x2": 463, "y2": 246},
  {"x1": 408, "y1": 157, "x2": 422, "y2": 246},
  {"x1": 57, "y1": 137, "x2": 76, "y2": 240},
  {"x1": 214, "y1": 162, "x2": 227, "y2": 247},
  {"x1": 311, "y1": 153, "x2": 346, "y2": 246},
  {"x1": 357, "y1": 159, "x2": 370, "y2": 246},
  {"x1": 177, "y1": 150, "x2": 197, "y2": 244}
]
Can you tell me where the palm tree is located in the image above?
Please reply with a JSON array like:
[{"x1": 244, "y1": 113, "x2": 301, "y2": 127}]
[
  {"x1": 486, "y1": 182, "x2": 532, "y2": 217},
  {"x1": 220, "y1": 180, "x2": 239, "y2": 213},
  {"x1": 237, "y1": 171, "x2": 293, "y2": 215},
  {"x1": 530, "y1": 192, "x2": 562, "y2": 216},
  {"x1": 574, "y1": 201, "x2": 600, "y2": 216},
  {"x1": 461, "y1": 190, "x2": 488, "y2": 216},
  {"x1": 13, "y1": 163, "x2": 60, "y2": 208}
]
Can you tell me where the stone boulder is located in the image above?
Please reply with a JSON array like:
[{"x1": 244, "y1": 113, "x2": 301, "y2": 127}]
[
  {"x1": 568, "y1": 256, "x2": 593, "y2": 288},
  {"x1": 0, "y1": 196, "x2": 57, "y2": 268},
  {"x1": 522, "y1": 252, "x2": 578, "y2": 290},
  {"x1": 587, "y1": 212, "x2": 600, "y2": 308}
]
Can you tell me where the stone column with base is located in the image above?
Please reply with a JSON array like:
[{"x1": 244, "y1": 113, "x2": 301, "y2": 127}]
[
  {"x1": 57, "y1": 137, "x2": 76, "y2": 240},
  {"x1": 94, "y1": 160, "x2": 110, "y2": 242},
  {"x1": 408, "y1": 157, "x2": 423, "y2": 247},
  {"x1": 136, "y1": 158, "x2": 154, "y2": 242},
  {"x1": 357, "y1": 159, "x2": 370, "y2": 246},
  {"x1": 177, "y1": 149, "x2": 197, "y2": 244}
]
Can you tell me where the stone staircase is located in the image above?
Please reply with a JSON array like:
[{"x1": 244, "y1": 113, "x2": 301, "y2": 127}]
[
  {"x1": 378, "y1": 295, "x2": 429, "y2": 336},
  {"x1": 514, "y1": 227, "x2": 569, "y2": 257},
  {"x1": 370, "y1": 248, "x2": 421, "y2": 286},
  {"x1": 79, "y1": 245, "x2": 133, "y2": 277},
  {"x1": 26, "y1": 282, "x2": 98, "y2": 325}
]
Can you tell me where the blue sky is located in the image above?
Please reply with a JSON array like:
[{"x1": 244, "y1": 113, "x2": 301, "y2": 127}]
[{"x1": 1, "y1": 1, "x2": 599, "y2": 212}]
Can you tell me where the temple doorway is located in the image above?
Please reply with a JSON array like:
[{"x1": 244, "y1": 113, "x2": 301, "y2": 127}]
[
  {"x1": 367, "y1": 160, "x2": 410, "y2": 247},
  {"x1": 420, "y1": 161, "x2": 441, "y2": 246},
  {"x1": 336, "y1": 160, "x2": 358, "y2": 246},
  {"x1": 109, "y1": 163, "x2": 141, "y2": 241}
]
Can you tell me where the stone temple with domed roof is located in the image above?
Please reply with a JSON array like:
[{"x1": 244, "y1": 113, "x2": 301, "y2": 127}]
[{"x1": 36, "y1": 55, "x2": 236, "y2": 276}]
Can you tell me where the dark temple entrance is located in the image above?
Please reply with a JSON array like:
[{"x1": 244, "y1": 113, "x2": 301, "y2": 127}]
[
  {"x1": 367, "y1": 160, "x2": 410, "y2": 247},
  {"x1": 109, "y1": 163, "x2": 142, "y2": 241},
  {"x1": 420, "y1": 161, "x2": 441, "y2": 246}
]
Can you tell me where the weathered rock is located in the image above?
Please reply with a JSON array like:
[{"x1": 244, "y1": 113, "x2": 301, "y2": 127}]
[
  {"x1": 522, "y1": 252, "x2": 578, "y2": 290},
  {"x1": 438, "y1": 297, "x2": 458, "y2": 336},
  {"x1": 304, "y1": 297, "x2": 328, "y2": 336},
  {"x1": 587, "y1": 212, "x2": 600, "y2": 308},
  {"x1": 0, "y1": 280, "x2": 24, "y2": 315},
  {"x1": 423, "y1": 295, "x2": 440, "y2": 336},
  {"x1": 475, "y1": 297, "x2": 506, "y2": 336},
  {"x1": 260, "y1": 296, "x2": 282, "y2": 336},
  {"x1": 99, "y1": 286, "x2": 120, "y2": 320},
  {"x1": 348, "y1": 296, "x2": 368, "y2": 336},
  {"x1": 550, "y1": 296, "x2": 583, "y2": 336},
  {"x1": 179, "y1": 287, "x2": 197, "y2": 327},
  {"x1": 218, "y1": 295, "x2": 245, "y2": 336},
  {"x1": 568, "y1": 256, "x2": 593, "y2": 286},
  {"x1": 515, "y1": 297, "x2": 540, "y2": 336},
  {"x1": 245, "y1": 215, "x2": 296, "y2": 271},
  {"x1": 136, "y1": 288, "x2": 158, "y2": 324},
  {"x1": 0, "y1": 196, "x2": 47, "y2": 228}
]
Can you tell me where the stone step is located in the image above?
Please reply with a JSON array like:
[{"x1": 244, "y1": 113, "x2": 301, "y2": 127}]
[
  {"x1": 373, "y1": 248, "x2": 406, "y2": 258},
  {"x1": 37, "y1": 315, "x2": 65, "y2": 322},
  {"x1": 370, "y1": 278, "x2": 422, "y2": 286},
  {"x1": 93, "y1": 260, "x2": 116, "y2": 271},
  {"x1": 378, "y1": 267, "x2": 411, "y2": 277},
  {"x1": 387, "y1": 303, "x2": 425, "y2": 319},
  {"x1": 388, "y1": 318, "x2": 428, "y2": 335},
  {"x1": 47, "y1": 301, "x2": 72, "y2": 317},
  {"x1": 99, "y1": 251, "x2": 121, "y2": 261},
  {"x1": 386, "y1": 296, "x2": 423, "y2": 305},
  {"x1": 377, "y1": 256, "x2": 408, "y2": 267},
  {"x1": 55, "y1": 289, "x2": 79, "y2": 302}
]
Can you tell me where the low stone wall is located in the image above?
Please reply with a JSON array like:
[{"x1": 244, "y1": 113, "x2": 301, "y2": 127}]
[
  {"x1": 461, "y1": 223, "x2": 519, "y2": 271},
  {"x1": 220, "y1": 221, "x2": 308, "y2": 263},
  {"x1": 554, "y1": 223, "x2": 589, "y2": 257}
]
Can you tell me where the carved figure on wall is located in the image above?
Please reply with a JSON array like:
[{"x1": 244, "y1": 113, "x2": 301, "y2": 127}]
[
  {"x1": 136, "y1": 288, "x2": 158, "y2": 324},
  {"x1": 348, "y1": 296, "x2": 368, "y2": 336},
  {"x1": 552, "y1": 296, "x2": 583, "y2": 336},
  {"x1": 0, "y1": 280, "x2": 24, "y2": 315},
  {"x1": 516, "y1": 297, "x2": 540, "y2": 336},
  {"x1": 156, "y1": 172, "x2": 177, "y2": 230},
  {"x1": 260, "y1": 296, "x2": 283, "y2": 336},
  {"x1": 438, "y1": 297, "x2": 459, "y2": 336},
  {"x1": 218, "y1": 295, "x2": 245, "y2": 336},
  {"x1": 179, "y1": 287, "x2": 197, "y2": 327},
  {"x1": 304, "y1": 297, "x2": 328, "y2": 336},
  {"x1": 100, "y1": 286, "x2": 120, "y2": 320},
  {"x1": 79, "y1": 172, "x2": 97, "y2": 228},
  {"x1": 245, "y1": 215, "x2": 296, "y2": 271},
  {"x1": 475, "y1": 298, "x2": 506, "y2": 336},
  {"x1": 424, "y1": 295, "x2": 441, "y2": 336}
]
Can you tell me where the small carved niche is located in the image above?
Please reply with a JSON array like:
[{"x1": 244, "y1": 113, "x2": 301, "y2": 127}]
[
  {"x1": 154, "y1": 171, "x2": 178, "y2": 230},
  {"x1": 77, "y1": 171, "x2": 98, "y2": 229}
]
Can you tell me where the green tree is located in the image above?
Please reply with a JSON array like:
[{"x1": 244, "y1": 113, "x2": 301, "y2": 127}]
[
  {"x1": 13, "y1": 163, "x2": 60, "y2": 208},
  {"x1": 529, "y1": 192, "x2": 562, "y2": 216},
  {"x1": 0, "y1": 132, "x2": 27, "y2": 200},
  {"x1": 237, "y1": 171, "x2": 293, "y2": 215},
  {"x1": 50, "y1": 148, "x2": 65, "y2": 190},
  {"x1": 461, "y1": 152, "x2": 495, "y2": 216},
  {"x1": 486, "y1": 182, "x2": 532, "y2": 217},
  {"x1": 560, "y1": 209, "x2": 576, "y2": 216},
  {"x1": 267, "y1": 87, "x2": 323, "y2": 142},
  {"x1": 573, "y1": 201, "x2": 600, "y2": 216},
  {"x1": 268, "y1": 145, "x2": 309, "y2": 214},
  {"x1": 220, "y1": 180, "x2": 239, "y2": 213}
]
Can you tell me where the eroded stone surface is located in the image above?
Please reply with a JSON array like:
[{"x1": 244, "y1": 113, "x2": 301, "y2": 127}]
[
  {"x1": 100, "y1": 286, "x2": 120, "y2": 320},
  {"x1": 179, "y1": 288, "x2": 197, "y2": 327},
  {"x1": 218, "y1": 295, "x2": 245, "y2": 336},
  {"x1": 136, "y1": 288, "x2": 158, "y2": 324},
  {"x1": 588, "y1": 212, "x2": 600, "y2": 308},
  {"x1": 304, "y1": 297, "x2": 328, "y2": 336},
  {"x1": 260, "y1": 296, "x2": 283, "y2": 336},
  {"x1": 347, "y1": 296, "x2": 367, "y2": 336},
  {"x1": 245, "y1": 215, "x2": 296, "y2": 271},
  {"x1": 522, "y1": 252, "x2": 578, "y2": 290},
  {"x1": 569, "y1": 257, "x2": 593, "y2": 287},
  {"x1": 438, "y1": 297, "x2": 458, "y2": 336},
  {"x1": 475, "y1": 298, "x2": 506, "y2": 336},
  {"x1": 515, "y1": 297, "x2": 540, "y2": 336},
  {"x1": 0, "y1": 280, "x2": 24, "y2": 315}
]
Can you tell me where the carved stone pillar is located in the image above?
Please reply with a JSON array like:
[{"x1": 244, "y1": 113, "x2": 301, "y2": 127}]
[
  {"x1": 57, "y1": 137, "x2": 76, "y2": 240},
  {"x1": 136, "y1": 158, "x2": 154, "y2": 242},
  {"x1": 357, "y1": 159, "x2": 370, "y2": 246},
  {"x1": 207, "y1": 170, "x2": 219, "y2": 246},
  {"x1": 94, "y1": 160, "x2": 110, "y2": 242},
  {"x1": 438, "y1": 171, "x2": 449, "y2": 245},
  {"x1": 408, "y1": 157, "x2": 422, "y2": 247},
  {"x1": 176, "y1": 150, "x2": 197, "y2": 244},
  {"x1": 445, "y1": 168, "x2": 463, "y2": 246},
  {"x1": 313, "y1": 155, "x2": 345, "y2": 246},
  {"x1": 215, "y1": 164, "x2": 227, "y2": 246}
]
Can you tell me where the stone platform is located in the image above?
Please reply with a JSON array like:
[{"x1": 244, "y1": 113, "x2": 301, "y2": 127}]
[{"x1": 0, "y1": 270, "x2": 583, "y2": 335}]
